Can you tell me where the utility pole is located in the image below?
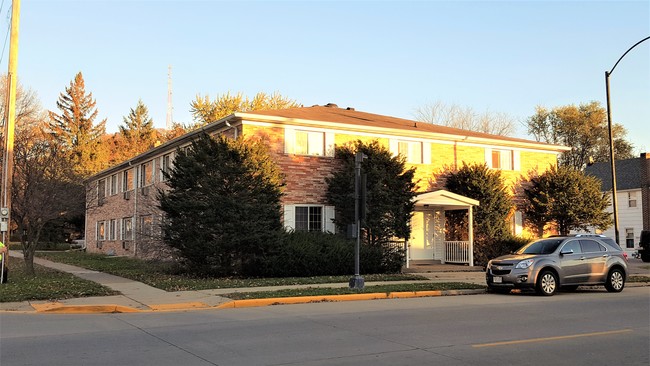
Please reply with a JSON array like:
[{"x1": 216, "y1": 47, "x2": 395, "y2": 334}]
[
  {"x1": 166, "y1": 65, "x2": 173, "y2": 130},
  {"x1": 349, "y1": 151, "x2": 367, "y2": 290},
  {"x1": 1, "y1": 0, "x2": 20, "y2": 245}
]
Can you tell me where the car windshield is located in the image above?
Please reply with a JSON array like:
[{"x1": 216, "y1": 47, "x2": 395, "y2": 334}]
[{"x1": 516, "y1": 238, "x2": 564, "y2": 255}]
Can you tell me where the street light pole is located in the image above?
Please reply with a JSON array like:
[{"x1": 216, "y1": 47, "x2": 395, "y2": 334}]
[
  {"x1": 604, "y1": 35, "x2": 650, "y2": 245},
  {"x1": 349, "y1": 151, "x2": 367, "y2": 290}
]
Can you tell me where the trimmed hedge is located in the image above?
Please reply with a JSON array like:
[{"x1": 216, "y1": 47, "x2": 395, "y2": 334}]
[{"x1": 244, "y1": 231, "x2": 405, "y2": 277}]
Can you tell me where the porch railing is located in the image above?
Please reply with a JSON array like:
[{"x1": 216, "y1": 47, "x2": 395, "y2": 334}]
[{"x1": 444, "y1": 241, "x2": 472, "y2": 265}]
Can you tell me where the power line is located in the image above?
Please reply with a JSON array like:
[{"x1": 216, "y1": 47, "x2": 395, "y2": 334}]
[{"x1": 0, "y1": 5, "x2": 11, "y2": 67}]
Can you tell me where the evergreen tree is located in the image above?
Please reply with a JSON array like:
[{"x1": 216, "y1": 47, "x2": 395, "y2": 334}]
[
  {"x1": 118, "y1": 99, "x2": 157, "y2": 159},
  {"x1": 443, "y1": 163, "x2": 513, "y2": 266},
  {"x1": 522, "y1": 165, "x2": 611, "y2": 236},
  {"x1": 158, "y1": 133, "x2": 285, "y2": 276},
  {"x1": 326, "y1": 140, "x2": 417, "y2": 246},
  {"x1": 48, "y1": 72, "x2": 107, "y2": 177}
]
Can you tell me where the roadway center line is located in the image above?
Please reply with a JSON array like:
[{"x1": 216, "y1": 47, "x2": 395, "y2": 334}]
[{"x1": 472, "y1": 329, "x2": 633, "y2": 348}]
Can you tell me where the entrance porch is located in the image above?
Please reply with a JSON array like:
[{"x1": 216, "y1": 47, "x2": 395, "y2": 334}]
[{"x1": 405, "y1": 190, "x2": 479, "y2": 268}]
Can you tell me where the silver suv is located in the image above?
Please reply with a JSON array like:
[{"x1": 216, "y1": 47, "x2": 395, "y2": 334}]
[{"x1": 486, "y1": 235, "x2": 628, "y2": 296}]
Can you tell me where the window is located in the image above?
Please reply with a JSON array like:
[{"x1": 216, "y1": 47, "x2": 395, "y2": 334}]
[
  {"x1": 580, "y1": 239, "x2": 605, "y2": 253},
  {"x1": 98, "y1": 179, "x2": 106, "y2": 199},
  {"x1": 161, "y1": 154, "x2": 171, "y2": 181},
  {"x1": 295, "y1": 206, "x2": 323, "y2": 232},
  {"x1": 122, "y1": 217, "x2": 133, "y2": 240},
  {"x1": 140, "y1": 215, "x2": 153, "y2": 238},
  {"x1": 561, "y1": 241, "x2": 582, "y2": 254},
  {"x1": 628, "y1": 192, "x2": 637, "y2": 208},
  {"x1": 294, "y1": 130, "x2": 324, "y2": 156},
  {"x1": 626, "y1": 228, "x2": 635, "y2": 248},
  {"x1": 108, "y1": 219, "x2": 117, "y2": 240},
  {"x1": 140, "y1": 160, "x2": 154, "y2": 187},
  {"x1": 123, "y1": 169, "x2": 134, "y2": 191},
  {"x1": 491, "y1": 149, "x2": 513, "y2": 170},
  {"x1": 97, "y1": 221, "x2": 106, "y2": 241},
  {"x1": 110, "y1": 174, "x2": 118, "y2": 195},
  {"x1": 397, "y1": 140, "x2": 422, "y2": 164}
]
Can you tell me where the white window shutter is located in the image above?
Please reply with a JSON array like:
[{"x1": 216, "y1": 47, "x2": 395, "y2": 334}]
[
  {"x1": 422, "y1": 142, "x2": 431, "y2": 164},
  {"x1": 513, "y1": 150, "x2": 521, "y2": 171},
  {"x1": 325, "y1": 132, "x2": 335, "y2": 157},
  {"x1": 284, "y1": 205, "x2": 295, "y2": 231},
  {"x1": 389, "y1": 139, "x2": 399, "y2": 157},
  {"x1": 284, "y1": 128, "x2": 295, "y2": 154},
  {"x1": 484, "y1": 148, "x2": 492, "y2": 168},
  {"x1": 324, "y1": 205, "x2": 336, "y2": 233},
  {"x1": 514, "y1": 211, "x2": 523, "y2": 235}
]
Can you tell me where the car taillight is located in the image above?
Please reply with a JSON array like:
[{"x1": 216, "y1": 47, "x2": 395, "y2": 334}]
[{"x1": 623, "y1": 252, "x2": 628, "y2": 262}]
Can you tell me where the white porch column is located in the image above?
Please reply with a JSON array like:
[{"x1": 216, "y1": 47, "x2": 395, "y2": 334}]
[{"x1": 468, "y1": 205, "x2": 474, "y2": 267}]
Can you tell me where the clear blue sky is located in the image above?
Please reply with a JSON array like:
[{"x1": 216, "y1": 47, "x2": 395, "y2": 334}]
[{"x1": 11, "y1": 0, "x2": 650, "y2": 153}]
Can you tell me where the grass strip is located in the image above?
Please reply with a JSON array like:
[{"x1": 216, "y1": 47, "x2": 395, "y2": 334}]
[
  {"x1": 223, "y1": 282, "x2": 485, "y2": 300},
  {"x1": 36, "y1": 251, "x2": 428, "y2": 291},
  {"x1": 0, "y1": 259, "x2": 118, "y2": 303}
]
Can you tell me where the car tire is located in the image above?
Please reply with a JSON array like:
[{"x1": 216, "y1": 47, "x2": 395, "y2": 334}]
[
  {"x1": 604, "y1": 268, "x2": 625, "y2": 293},
  {"x1": 536, "y1": 270, "x2": 558, "y2": 296}
]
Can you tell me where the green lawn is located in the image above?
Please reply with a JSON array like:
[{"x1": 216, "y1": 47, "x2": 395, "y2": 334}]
[
  {"x1": 0, "y1": 258, "x2": 118, "y2": 303},
  {"x1": 36, "y1": 251, "x2": 430, "y2": 292}
]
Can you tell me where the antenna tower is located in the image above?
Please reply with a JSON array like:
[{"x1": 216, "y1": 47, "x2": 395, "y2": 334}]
[{"x1": 166, "y1": 65, "x2": 173, "y2": 129}]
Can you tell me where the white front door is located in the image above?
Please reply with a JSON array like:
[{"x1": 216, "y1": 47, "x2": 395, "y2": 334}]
[{"x1": 409, "y1": 210, "x2": 435, "y2": 260}]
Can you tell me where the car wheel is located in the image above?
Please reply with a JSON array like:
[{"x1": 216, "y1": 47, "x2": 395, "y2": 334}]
[
  {"x1": 604, "y1": 268, "x2": 625, "y2": 293},
  {"x1": 562, "y1": 285, "x2": 579, "y2": 292},
  {"x1": 536, "y1": 270, "x2": 558, "y2": 296}
]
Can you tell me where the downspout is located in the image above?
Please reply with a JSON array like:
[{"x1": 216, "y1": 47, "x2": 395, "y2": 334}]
[{"x1": 133, "y1": 166, "x2": 138, "y2": 257}]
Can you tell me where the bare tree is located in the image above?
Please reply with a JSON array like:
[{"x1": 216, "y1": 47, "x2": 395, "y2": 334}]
[
  {"x1": 12, "y1": 117, "x2": 84, "y2": 274},
  {"x1": 414, "y1": 101, "x2": 516, "y2": 136}
]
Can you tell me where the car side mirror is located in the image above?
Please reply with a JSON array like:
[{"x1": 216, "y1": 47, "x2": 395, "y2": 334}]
[{"x1": 560, "y1": 249, "x2": 574, "y2": 255}]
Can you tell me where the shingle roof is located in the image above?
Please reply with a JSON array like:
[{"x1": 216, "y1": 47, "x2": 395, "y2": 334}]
[
  {"x1": 585, "y1": 157, "x2": 642, "y2": 191},
  {"x1": 242, "y1": 104, "x2": 562, "y2": 147}
]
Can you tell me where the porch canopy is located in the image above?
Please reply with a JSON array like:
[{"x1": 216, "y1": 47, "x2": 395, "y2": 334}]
[{"x1": 411, "y1": 190, "x2": 479, "y2": 267}]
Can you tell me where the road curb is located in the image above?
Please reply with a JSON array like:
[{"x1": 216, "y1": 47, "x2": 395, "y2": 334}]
[
  {"x1": 216, "y1": 288, "x2": 487, "y2": 309},
  {"x1": 14, "y1": 288, "x2": 487, "y2": 314}
]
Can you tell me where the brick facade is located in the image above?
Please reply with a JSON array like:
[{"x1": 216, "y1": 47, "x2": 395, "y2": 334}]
[{"x1": 85, "y1": 105, "x2": 567, "y2": 258}]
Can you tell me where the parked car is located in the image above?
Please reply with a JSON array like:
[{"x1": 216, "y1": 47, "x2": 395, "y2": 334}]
[{"x1": 486, "y1": 234, "x2": 628, "y2": 296}]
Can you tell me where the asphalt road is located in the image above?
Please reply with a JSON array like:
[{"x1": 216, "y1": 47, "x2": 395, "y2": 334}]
[{"x1": 1, "y1": 287, "x2": 648, "y2": 366}]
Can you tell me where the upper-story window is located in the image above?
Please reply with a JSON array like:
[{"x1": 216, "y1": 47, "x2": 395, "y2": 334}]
[
  {"x1": 397, "y1": 140, "x2": 422, "y2": 164},
  {"x1": 160, "y1": 154, "x2": 172, "y2": 181},
  {"x1": 485, "y1": 148, "x2": 519, "y2": 171},
  {"x1": 284, "y1": 128, "x2": 334, "y2": 157},
  {"x1": 109, "y1": 174, "x2": 119, "y2": 195},
  {"x1": 123, "y1": 168, "x2": 134, "y2": 192},
  {"x1": 625, "y1": 228, "x2": 635, "y2": 248},
  {"x1": 140, "y1": 160, "x2": 154, "y2": 187},
  {"x1": 628, "y1": 192, "x2": 637, "y2": 208},
  {"x1": 98, "y1": 179, "x2": 106, "y2": 199}
]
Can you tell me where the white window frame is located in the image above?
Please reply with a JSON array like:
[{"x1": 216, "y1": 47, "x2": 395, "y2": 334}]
[
  {"x1": 485, "y1": 148, "x2": 520, "y2": 171},
  {"x1": 284, "y1": 204, "x2": 336, "y2": 233},
  {"x1": 625, "y1": 228, "x2": 635, "y2": 249},
  {"x1": 285, "y1": 128, "x2": 334, "y2": 157},
  {"x1": 160, "y1": 153, "x2": 172, "y2": 181},
  {"x1": 123, "y1": 168, "x2": 134, "y2": 192},
  {"x1": 121, "y1": 217, "x2": 134, "y2": 240},
  {"x1": 140, "y1": 160, "x2": 154, "y2": 187},
  {"x1": 628, "y1": 192, "x2": 637, "y2": 208},
  {"x1": 109, "y1": 174, "x2": 119, "y2": 196},
  {"x1": 108, "y1": 219, "x2": 117, "y2": 240},
  {"x1": 97, "y1": 221, "x2": 106, "y2": 241}
]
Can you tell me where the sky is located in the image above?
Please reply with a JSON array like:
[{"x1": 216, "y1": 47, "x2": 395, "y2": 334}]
[{"x1": 8, "y1": 0, "x2": 650, "y2": 153}]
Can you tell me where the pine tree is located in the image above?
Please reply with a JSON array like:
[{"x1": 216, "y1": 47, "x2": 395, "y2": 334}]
[
  {"x1": 158, "y1": 133, "x2": 285, "y2": 276},
  {"x1": 118, "y1": 99, "x2": 157, "y2": 159},
  {"x1": 326, "y1": 140, "x2": 417, "y2": 246},
  {"x1": 48, "y1": 72, "x2": 107, "y2": 177}
]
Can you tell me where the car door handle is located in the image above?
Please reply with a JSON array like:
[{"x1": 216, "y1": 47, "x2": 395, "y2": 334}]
[
  {"x1": 580, "y1": 256, "x2": 586, "y2": 260},
  {"x1": 602, "y1": 254, "x2": 609, "y2": 258}
]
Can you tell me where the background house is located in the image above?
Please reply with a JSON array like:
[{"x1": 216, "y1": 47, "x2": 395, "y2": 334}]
[
  {"x1": 584, "y1": 153, "x2": 650, "y2": 253},
  {"x1": 85, "y1": 104, "x2": 568, "y2": 265}
]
